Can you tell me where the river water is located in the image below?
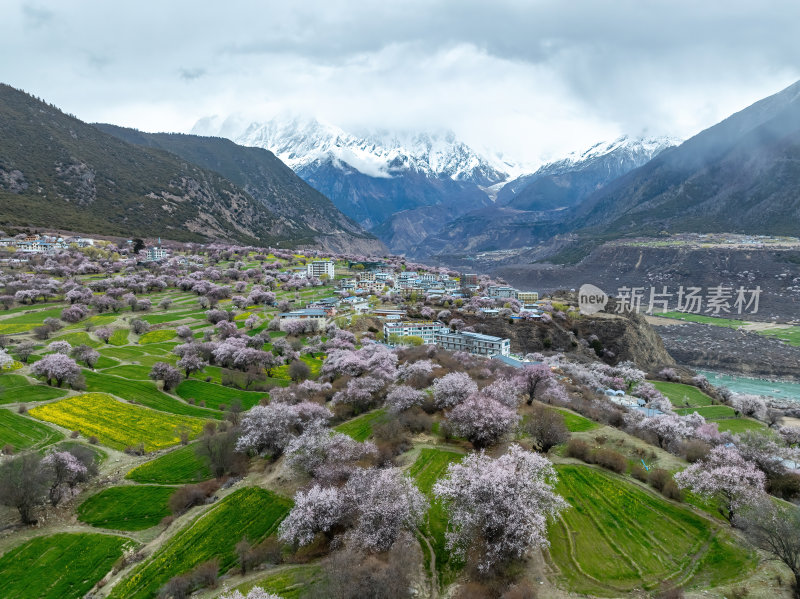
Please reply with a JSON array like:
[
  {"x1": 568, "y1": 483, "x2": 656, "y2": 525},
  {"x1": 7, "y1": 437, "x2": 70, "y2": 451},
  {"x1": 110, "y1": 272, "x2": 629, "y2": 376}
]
[{"x1": 698, "y1": 369, "x2": 800, "y2": 403}]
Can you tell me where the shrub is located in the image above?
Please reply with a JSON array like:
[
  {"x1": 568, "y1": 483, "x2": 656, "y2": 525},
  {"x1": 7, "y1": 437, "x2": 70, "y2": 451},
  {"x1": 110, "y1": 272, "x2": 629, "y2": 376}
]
[
  {"x1": 630, "y1": 463, "x2": 649, "y2": 482},
  {"x1": 648, "y1": 468, "x2": 671, "y2": 492},
  {"x1": 169, "y1": 480, "x2": 221, "y2": 515},
  {"x1": 663, "y1": 479, "x2": 683, "y2": 502},
  {"x1": 112, "y1": 549, "x2": 147, "y2": 575},
  {"x1": 683, "y1": 439, "x2": 711, "y2": 463},
  {"x1": 590, "y1": 448, "x2": 627, "y2": 473},
  {"x1": 17, "y1": 404, "x2": 27, "y2": 414},
  {"x1": 399, "y1": 409, "x2": 432, "y2": 434},
  {"x1": 565, "y1": 439, "x2": 590, "y2": 461},
  {"x1": 2, "y1": 444, "x2": 14, "y2": 455},
  {"x1": 766, "y1": 472, "x2": 800, "y2": 501},
  {"x1": 124, "y1": 443, "x2": 145, "y2": 456},
  {"x1": 158, "y1": 575, "x2": 191, "y2": 599},
  {"x1": 190, "y1": 558, "x2": 219, "y2": 589}
]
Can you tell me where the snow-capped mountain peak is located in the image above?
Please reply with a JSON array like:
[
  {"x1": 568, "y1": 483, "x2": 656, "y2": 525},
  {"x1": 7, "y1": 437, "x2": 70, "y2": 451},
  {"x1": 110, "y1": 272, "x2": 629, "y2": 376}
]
[
  {"x1": 541, "y1": 135, "x2": 681, "y2": 174},
  {"x1": 191, "y1": 114, "x2": 513, "y2": 185}
]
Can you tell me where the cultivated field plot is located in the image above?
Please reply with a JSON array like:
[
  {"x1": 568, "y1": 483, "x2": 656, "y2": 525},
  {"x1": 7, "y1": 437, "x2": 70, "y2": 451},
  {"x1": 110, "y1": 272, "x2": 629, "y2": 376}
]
[
  {"x1": 108, "y1": 328, "x2": 130, "y2": 345},
  {"x1": 674, "y1": 405, "x2": 737, "y2": 419},
  {"x1": 0, "y1": 408, "x2": 63, "y2": 450},
  {"x1": 0, "y1": 307, "x2": 64, "y2": 334},
  {"x1": 83, "y1": 370, "x2": 220, "y2": 419},
  {"x1": 553, "y1": 407, "x2": 599, "y2": 432},
  {"x1": 29, "y1": 393, "x2": 206, "y2": 451},
  {"x1": 232, "y1": 565, "x2": 323, "y2": 599},
  {"x1": 175, "y1": 379, "x2": 267, "y2": 410},
  {"x1": 101, "y1": 364, "x2": 152, "y2": 379},
  {"x1": 661, "y1": 312, "x2": 800, "y2": 346},
  {"x1": 651, "y1": 381, "x2": 713, "y2": 408},
  {"x1": 715, "y1": 419, "x2": 768, "y2": 434},
  {"x1": 138, "y1": 329, "x2": 176, "y2": 344},
  {"x1": 53, "y1": 331, "x2": 102, "y2": 348},
  {"x1": 78, "y1": 485, "x2": 174, "y2": 531},
  {"x1": 126, "y1": 443, "x2": 213, "y2": 484},
  {"x1": 409, "y1": 448, "x2": 464, "y2": 586},
  {"x1": 0, "y1": 373, "x2": 67, "y2": 404},
  {"x1": 0, "y1": 532, "x2": 128, "y2": 599},
  {"x1": 109, "y1": 487, "x2": 292, "y2": 599},
  {"x1": 335, "y1": 409, "x2": 389, "y2": 441},
  {"x1": 547, "y1": 465, "x2": 753, "y2": 596}
]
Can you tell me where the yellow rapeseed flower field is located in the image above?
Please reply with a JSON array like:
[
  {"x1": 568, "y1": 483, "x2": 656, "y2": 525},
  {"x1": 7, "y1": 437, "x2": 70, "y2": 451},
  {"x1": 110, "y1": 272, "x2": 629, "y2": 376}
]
[{"x1": 29, "y1": 393, "x2": 205, "y2": 451}]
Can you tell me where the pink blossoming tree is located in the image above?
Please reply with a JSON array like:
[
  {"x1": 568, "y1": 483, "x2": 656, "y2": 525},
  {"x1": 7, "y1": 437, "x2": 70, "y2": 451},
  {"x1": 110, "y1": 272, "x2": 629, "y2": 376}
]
[
  {"x1": 433, "y1": 445, "x2": 566, "y2": 574},
  {"x1": 674, "y1": 445, "x2": 765, "y2": 523}
]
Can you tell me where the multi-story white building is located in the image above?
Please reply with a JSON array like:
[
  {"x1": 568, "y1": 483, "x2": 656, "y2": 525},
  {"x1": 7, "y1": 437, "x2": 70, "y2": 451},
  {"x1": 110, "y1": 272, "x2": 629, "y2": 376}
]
[
  {"x1": 487, "y1": 285, "x2": 519, "y2": 299},
  {"x1": 146, "y1": 247, "x2": 169, "y2": 261},
  {"x1": 278, "y1": 309, "x2": 327, "y2": 331},
  {"x1": 433, "y1": 330, "x2": 511, "y2": 357},
  {"x1": 306, "y1": 260, "x2": 335, "y2": 279},
  {"x1": 383, "y1": 321, "x2": 448, "y2": 345},
  {"x1": 516, "y1": 291, "x2": 539, "y2": 303}
]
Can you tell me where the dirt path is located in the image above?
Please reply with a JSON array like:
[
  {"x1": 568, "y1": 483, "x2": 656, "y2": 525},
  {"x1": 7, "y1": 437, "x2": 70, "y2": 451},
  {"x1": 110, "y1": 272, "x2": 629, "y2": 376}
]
[{"x1": 418, "y1": 527, "x2": 439, "y2": 599}]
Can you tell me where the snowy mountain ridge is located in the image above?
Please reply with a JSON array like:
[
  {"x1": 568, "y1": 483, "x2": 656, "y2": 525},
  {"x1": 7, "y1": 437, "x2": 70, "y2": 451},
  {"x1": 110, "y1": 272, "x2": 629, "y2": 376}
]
[
  {"x1": 538, "y1": 135, "x2": 681, "y2": 175},
  {"x1": 192, "y1": 114, "x2": 514, "y2": 186}
]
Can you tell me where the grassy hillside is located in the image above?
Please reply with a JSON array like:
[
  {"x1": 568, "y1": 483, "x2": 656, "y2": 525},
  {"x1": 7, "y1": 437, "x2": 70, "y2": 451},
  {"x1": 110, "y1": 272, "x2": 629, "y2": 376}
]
[
  {"x1": 0, "y1": 84, "x2": 281, "y2": 245},
  {"x1": 95, "y1": 125, "x2": 383, "y2": 252},
  {"x1": 0, "y1": 533, "x2": 128, "y2": 599}
]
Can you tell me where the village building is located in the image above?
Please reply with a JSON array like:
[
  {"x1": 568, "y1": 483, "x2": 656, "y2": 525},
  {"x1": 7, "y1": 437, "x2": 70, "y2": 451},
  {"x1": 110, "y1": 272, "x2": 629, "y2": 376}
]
[
  {"x1": 306, "y1": 260, "x2": 335, "y2": 279},
  {"x1": 383, "y1": 320, "x2": 448, "y2": 345},
  {"x1": 434, "y1": 330, "x2": 511, "y2": 357}
]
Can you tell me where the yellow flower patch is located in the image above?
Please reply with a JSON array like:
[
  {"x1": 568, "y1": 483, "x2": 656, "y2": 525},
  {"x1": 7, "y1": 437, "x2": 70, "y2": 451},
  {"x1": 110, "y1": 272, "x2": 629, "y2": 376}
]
[{"x1": 29, "y1": 393, "x2": 204, "y2": 451}]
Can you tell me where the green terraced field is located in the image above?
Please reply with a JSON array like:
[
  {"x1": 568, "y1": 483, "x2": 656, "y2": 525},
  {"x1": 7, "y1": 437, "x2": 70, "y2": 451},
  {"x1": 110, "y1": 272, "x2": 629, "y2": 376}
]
[
  {"x1": 0, "y1": 532, "x2": 128, "y2": 599},
  {"x1": 548, "y1": 465, "x2": 754, "y2": 596},
  {"x1": 93, "y1": 355, "x2": 119, "y2": 369},
  {"x1": 0, "y1": 408, "x2": 63, "y2": 450},
  {"x1": 141, "y1": 310, "x2": 201, "y2": 324},
  {"x1": 651, "y1": 381, "x2": 714, "y2": 408},
  {"x1": 409, "y1": 448, "x2": 464, "y2": 586},
  {"x1": 175, "y1": 379, "x2": 267, "y2": 410},
  {"x1": 554, "y1": 407, "x2": 600, "y2": 432},
  {"x1": 63, "y1": 313, "x2": 117, "y2": 330},
  {"x1": 334, "y1": 409, "x2": 388, "y2": 441},
  {"x1": 78, "y1": 485, "x2": 174, "y2": 530},
  {"x1": 53, "y1": 331, "x2": 102, "y2": 348},
  {"x1": 29, "y1": 393, "x2": 205, "y2": 451},
  {"x1": 109, "y1": 487, "x2": 292, "y2": 599},
  {"x1": 271, "y1": 354, "x2": 324, "y2": 379},
  {"x1": 108, "y1": 328, "x2": 129, "y2": 345},
  {"x1": 232, "y1": 565, "x2": 323, "y2": 599},
  {"x1": 83, "y1": 370, "x2": 221, "y2": 419},
  {"x1": 0, "y1": 374, "x2": 68, "y2": 405},
  {"x1": 716, "y1": 418, "x2": 768, "y2": 434},
  {"x1": 138, "y1": 329, "x2": 176, "y2": 344},
  {"x1": 100, "y1": 345, "x2": 150, "y2": 361},
  {"x1": 136, "y1": 353, "x2": 180, "y2": 368},
  {"x1": 674, "y1": 405, "x2": 737, "y2": 419},
  {"x1": 126, "y1": 442, "x2": 213, "y2": 484},
  {"x1": 101, "y1": 364, "x2": 152, "y2": 379}
]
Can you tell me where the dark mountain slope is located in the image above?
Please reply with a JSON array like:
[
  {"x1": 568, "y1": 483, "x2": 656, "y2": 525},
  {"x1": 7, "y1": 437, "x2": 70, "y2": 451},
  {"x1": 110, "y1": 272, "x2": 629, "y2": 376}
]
[
  {"x1": 94, "y1": 125, "x2": 385, "y2": 254},
  {"x1": 295, "y1": 157, "x2": 492, "y2": 231},
  {"x1": 0, "y1": 84, "x2": 282, "y2": 245},
  {"x1": 571, "y1": 80, "x2": 800, "y2": 237}
]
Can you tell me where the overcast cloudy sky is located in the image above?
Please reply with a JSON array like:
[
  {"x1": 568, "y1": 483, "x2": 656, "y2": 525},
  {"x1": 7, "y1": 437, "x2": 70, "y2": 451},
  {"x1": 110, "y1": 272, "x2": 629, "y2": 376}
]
[{"x1": 3, "y1": 0, "x2": 799, "y2": 166}]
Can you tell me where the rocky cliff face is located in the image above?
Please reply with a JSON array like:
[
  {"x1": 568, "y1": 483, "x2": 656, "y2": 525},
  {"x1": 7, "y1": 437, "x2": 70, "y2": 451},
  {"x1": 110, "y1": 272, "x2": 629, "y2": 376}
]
[
  {"x1": 495, "y1": 241, "x2": 800, "y2": 321},
  {"x1": 460, "y1": 309, "x2": 675, "y2": 372}
]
